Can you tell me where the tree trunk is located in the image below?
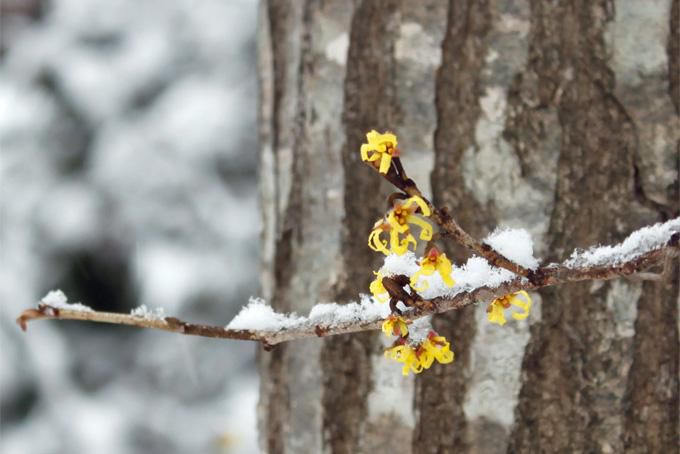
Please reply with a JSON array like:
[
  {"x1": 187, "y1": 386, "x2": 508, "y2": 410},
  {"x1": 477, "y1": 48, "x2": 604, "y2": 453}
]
[{"x1": 257, "y1": 0, "x2": 679, "y2": 452}]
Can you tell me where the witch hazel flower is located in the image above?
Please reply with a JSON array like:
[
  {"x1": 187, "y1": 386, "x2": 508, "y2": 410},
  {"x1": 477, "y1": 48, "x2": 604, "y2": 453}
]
[
  {"x1": 368, "y1": 195, "x2": 433, "y2": 256},
  {"x1": 381, "y1": 314, "x2": 409, "y2": 337},
  {"x1": 384, "y1": 331, "x2": 455, "y2": 376},
  {"x1": 410, "y1": 247, "x2": 455, "y2": 291},
  {"x1": 360, "y1": 130, "x2": 399, "y2": 174},
  {"x1": 487, "y1": 291, "x2": 532, "y2": 326},
  {"x1": 360, "y1": 129, "x2": 457, "y2": 376},
  {"x1": 368, "y1": 218, "x2": 417, "y2": 256}
]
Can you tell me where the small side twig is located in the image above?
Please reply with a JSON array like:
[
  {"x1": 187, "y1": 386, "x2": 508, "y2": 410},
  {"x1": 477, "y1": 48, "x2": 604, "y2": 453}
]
[{"x1": 382, "y1": 157, "x2": 534, "y2": 279}]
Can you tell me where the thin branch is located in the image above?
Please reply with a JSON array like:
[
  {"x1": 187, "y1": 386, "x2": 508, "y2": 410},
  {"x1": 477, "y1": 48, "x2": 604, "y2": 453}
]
[
  {"x1": 16, "y1": 147, "x2": 680, "y2": 349},
  {"x1": 386, "y1": 159, "x2": 535, "y2": 279},
  {"x1": 17, "y1": 239, "x2": 679, "y2": 348}
]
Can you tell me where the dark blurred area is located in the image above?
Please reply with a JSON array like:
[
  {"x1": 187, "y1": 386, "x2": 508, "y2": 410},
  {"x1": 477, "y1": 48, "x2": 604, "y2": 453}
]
[{"x1": 0, "y1": 1, "x2": 260, "y2": 452}]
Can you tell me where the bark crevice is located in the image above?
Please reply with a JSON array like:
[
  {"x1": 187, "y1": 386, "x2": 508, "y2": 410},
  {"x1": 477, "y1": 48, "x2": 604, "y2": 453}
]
[
  {"x1": 414, "y1": 1, "x2": 493, "y2": 452},
  {"x1": 321, "y1": 1, "x2": 401, "y2": 452}
]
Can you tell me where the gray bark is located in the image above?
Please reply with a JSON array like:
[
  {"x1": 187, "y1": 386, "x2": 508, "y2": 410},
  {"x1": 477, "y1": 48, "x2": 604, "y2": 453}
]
[{"x1": 258, "y1": 0, "x2": 679, "y2": 452}]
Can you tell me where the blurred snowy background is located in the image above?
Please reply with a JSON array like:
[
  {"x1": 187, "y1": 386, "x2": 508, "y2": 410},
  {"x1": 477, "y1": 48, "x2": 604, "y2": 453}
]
[{"x1": 0, "y1": 0, "x2": 260, "y2": 453}]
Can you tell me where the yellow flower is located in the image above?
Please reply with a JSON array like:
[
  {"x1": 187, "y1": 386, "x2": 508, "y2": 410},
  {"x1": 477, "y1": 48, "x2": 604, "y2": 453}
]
[
  {"x1": 486, "y1": 291, "x2": 532, "y2": 326},
  {"x1": 368, "y1": 196, "x2": 432, "y2": 256},
  {"x1": 360, "y1": 130, "x2": 399, "y2": 174},
  {"x1": 381, "y1": 314, "x2": 409, "y2": 338},
  {"x1": 410, "y1": 247, "x2": 455, "y2": 291},
  {"x1": 384, "y1": 331, "x2": 455, "y2": 376},
  {"x1": 368, "y1": 219, "x2": 417, "y2": 256},
  {"x1": 420, "y1": 332, "x2": 455, "y2": 365},
  {"x1": 385, "y1": 342, "x2": 424, "y2": 376},
  {"x1": 386, "y1": 196, "x2": 432, "y2": 239},
  {"x1": 369, "y1": 271, "x2": 390, "y2": 303}
]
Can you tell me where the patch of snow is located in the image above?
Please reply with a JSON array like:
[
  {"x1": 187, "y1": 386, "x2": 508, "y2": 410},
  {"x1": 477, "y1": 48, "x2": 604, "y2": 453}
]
[
  {"x1": 227, "y1": 294, "x2": 394, "y2": 332},
  {"x1": 381, "y1": 251, "x2": 420, "y2": 276},
  {"x1": 325, "y1": 33, "x2": 349, "y2": 65},
  {"x1": 41, "y1": 290, "x2": 93, "y2": 312},
  {"x1": 381, "y1": 252, "x2": 517, "y2": 301},
  {"x1": 407, "y1": 315, "x2": 433, "y2": 344},
  {"x1": 604, "y1": 280, "x2": 641, "y2": 338},
  {"x1": 395, "y1": 22, "x2": 441, "y2": 67},
  {"x1": 463, "y1": 294, "x2": 533, "y2": 429},
  {"x1": 565, "y1": 217, "x2": 680, "y2": 268},
  {"x1": 226, "y1": 252, "x2": 525, "y2": 334},
  {"x1": 308, "y1": 295, "x2": 391, "y2": 326},
  {"x1": 226, "y1": 297, "x2": 305, "y2": 331},
  {"x1": 367, "y1": 343, "x2": 415, "y2": 426},
  {"x1": 130, "y1": 305, "x2": 166, "y2": 320},
  {"x1": 610, "y1": 0, "x2": 670, "y2": 85},
  {"x1": 485, "y1": 227, "x2": 539, "y2": 269}
]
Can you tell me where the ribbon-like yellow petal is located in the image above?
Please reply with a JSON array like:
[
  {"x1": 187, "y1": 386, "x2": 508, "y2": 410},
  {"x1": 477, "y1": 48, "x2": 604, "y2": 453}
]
[
  {"x1": 487, "y1": 301, "x2": 507, "y2": 326},
  {"x1": 360, "y1": 144, "x2": 376, "y2": 162},
  {"x1": 403, "y1": 195, "x2": 431, "y2": 216},
  {"x1": 369, "y1": 272, "x2": 389, "y2": 303},
  {"x1": 368, "y1": 228, "x2": 390, "y2": 255},
  {"x1": 436, "y1": 254, "x2": 455, "y2": 288},
  {"x1": 379, "y1": 132, "x2": 397, "y2": 147},
  {"x1": 381, "y1": 315, "x2": 409, "y2": 338},
  {"x1": 409, "y1": 270, "x2": 429, "y2": 292},
  {"x1": 410, "y1": 261, "x2": 436, "y2": 291},
  {"x1": 378, "y1": 153, "x2": 392, "y2": 174},
  {"x1": 418, "y1": 346, "x2": 435, "y2": 369},
  {"x1": 510, "y1": 291, "x2": 532, "y2": 320},
  {"x1": 419, "y1": 262, "x2": 436, "y2": 276},
  {"x1": 407, "y1": 215, "x2": 433, "y2": 241},
  {"x1": 435, "y1": 346, "x2": 454, "y2": 364},
  {"x1": 389, "y1": 229, "x2": 416, "y2": 255}
]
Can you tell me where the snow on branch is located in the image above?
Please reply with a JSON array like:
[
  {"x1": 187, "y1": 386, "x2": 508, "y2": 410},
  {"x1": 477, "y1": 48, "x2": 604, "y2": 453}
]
[{"x1": 17, "y1": 217, "x2": 680, "y2": 348}]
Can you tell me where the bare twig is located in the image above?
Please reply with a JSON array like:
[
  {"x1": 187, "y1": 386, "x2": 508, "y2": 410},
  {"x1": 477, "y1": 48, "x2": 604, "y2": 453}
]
[
  {"x1": 17, "y1": 239, "x2": 679, "y2": 347},
  {"x1": 384, "y1": 158, "x2": 535, "y2": 279}
]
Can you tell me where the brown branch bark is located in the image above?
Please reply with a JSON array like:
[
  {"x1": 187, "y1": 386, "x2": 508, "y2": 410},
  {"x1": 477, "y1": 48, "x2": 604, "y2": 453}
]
[
  {"x1": 17, "y1": 238, "x2": 679, "y2": 348},
  {"x1": 385, "y1": 158, "x2": 535, "y2": 279}
]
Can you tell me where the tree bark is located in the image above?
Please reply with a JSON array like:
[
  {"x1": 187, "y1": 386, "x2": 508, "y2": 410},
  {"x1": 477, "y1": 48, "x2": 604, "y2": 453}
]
[{"x1": 258, "y1": 0, "x2": 679, "y2": 452}]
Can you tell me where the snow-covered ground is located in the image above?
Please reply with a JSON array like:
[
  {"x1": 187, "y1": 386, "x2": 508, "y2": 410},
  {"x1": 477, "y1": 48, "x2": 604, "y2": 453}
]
[{"x1": 0, "y1": 1, "x2": 260, "y2": 453}]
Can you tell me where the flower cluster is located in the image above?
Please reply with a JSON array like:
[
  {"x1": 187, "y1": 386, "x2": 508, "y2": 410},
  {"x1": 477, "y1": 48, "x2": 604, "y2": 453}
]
[
  {"x1": 361, "y1": 130, "x2": 533, "y2": 376},
  {"x1": 361, "y1": 130, "x2": 458, "y2": 375}
]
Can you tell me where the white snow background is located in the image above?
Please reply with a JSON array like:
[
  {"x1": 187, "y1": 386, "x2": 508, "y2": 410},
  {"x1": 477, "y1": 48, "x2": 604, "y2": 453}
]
[{"x1": 0, "y1": 1, "x2": 260, "y2": 453}]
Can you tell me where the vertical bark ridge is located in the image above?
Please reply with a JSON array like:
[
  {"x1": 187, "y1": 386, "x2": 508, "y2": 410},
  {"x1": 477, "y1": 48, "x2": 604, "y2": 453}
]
[
  {"x1": 511, "y1": 1, "x2": 635, "y2": 450},
  {"x1": 624, "y1": 2, "x2": 680, "y2": 447},
  {"x1": 414, "y1": 1, "x2": 493, "y2": 452},
  {"x1": 669, "y1": 0, "x2": 679, "y2": 115},
  {"x1": 259, "y1": 2, "x2": 294, "y2": 451},
  {"x1": 321, "y1": 1, "x2": 400, "y2": 452},
  {"x1": 391, "y1": 1, "x2": 448, "y2": 195},
  {"x1": 259, "y1": 1, "x2": 311, "y2": 452},
  {"x1": 623, "y1": 262, "x2": 679, "y2": 451},
  {"x1": 509, "y1": 1, "x2": 676, "y2": 452}
]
